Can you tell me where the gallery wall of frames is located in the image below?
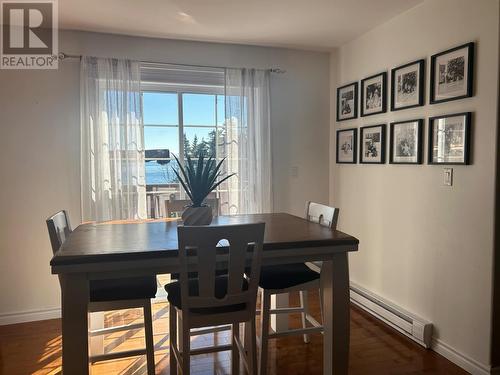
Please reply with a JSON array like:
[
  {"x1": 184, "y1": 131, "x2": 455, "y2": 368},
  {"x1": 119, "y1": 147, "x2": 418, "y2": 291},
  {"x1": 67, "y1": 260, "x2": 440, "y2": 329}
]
[{"x1": 336, "y1": 41, "x2": 474, "y2": 166}]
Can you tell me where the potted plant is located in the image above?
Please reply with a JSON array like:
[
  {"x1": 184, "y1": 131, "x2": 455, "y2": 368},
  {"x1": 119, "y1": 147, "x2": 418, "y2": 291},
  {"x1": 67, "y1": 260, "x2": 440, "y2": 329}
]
[{"x1": 172, "y1": 153, "x2": 235, "y2": 225}]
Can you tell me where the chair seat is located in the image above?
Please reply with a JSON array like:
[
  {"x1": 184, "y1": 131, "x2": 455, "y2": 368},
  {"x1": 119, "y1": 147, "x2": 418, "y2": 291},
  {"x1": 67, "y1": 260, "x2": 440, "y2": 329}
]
[
  {"x1": 90, "y1": 276, "x2": 157, "y2": 302},
  {"x1": 259, "y1": 263, "x2": 320, "y2": 290},
  {"x1": 165, "y1": 276, "x2": 248, "y2": 314}
]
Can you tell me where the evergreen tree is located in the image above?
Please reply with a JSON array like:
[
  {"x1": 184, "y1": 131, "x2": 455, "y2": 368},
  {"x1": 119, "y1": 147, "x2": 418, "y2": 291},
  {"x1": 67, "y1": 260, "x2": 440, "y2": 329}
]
[
  {"x1": 195, "y1": 137, "x2": 209, "y2": 157},
  {"x1": 190, "y1": 135, "x2": 199, "y2": 157},
  {"x1": 183, "y1": 132, "x2": 190, "y2": 157},
  {"x1": 207, "y1": 130, "x2": 216, "y2": 157},
  {"x1": 181, "y1": 130, "x2": 227, "y2": 159}
]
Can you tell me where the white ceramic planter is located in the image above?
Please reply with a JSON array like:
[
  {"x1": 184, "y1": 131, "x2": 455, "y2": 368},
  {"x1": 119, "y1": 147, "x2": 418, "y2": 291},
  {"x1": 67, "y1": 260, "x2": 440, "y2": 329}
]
[{"x1": 181, "y1": 206, "x2": 213, "y2": 226}]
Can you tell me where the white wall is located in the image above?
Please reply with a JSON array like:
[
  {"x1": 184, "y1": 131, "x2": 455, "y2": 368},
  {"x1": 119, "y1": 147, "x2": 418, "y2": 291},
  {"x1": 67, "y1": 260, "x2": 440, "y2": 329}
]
[
  {"x1": 0, "y1": 31, "x2": 330, "y2": 319},
  {"x1": 330, "y1": 0, "x2": 499, "y2": 370}
]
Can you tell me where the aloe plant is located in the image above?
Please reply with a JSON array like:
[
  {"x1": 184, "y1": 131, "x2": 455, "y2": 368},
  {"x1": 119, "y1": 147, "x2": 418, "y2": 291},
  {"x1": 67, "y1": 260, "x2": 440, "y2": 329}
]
[{"x1": 172, "y1": 153, "x2": 235, "y2": 207}]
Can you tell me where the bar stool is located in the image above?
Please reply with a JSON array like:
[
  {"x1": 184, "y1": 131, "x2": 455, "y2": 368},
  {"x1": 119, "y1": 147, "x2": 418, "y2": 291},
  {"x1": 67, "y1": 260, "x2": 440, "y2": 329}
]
[
  {"x1": 46, "y1": 210, "x2": 157, "y2": 374},
  {"x1": 257, "y1": 202, "x2": 339, "y2": 375}
]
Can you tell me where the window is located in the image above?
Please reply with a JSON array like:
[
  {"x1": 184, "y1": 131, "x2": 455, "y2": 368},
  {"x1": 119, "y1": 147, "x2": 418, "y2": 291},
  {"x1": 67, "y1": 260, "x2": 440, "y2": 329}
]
[
  {"x1": 142, "y1": 89, "x2": 230, "y2": 218},
  {"x1": 140, "y1": 64, "x2": 273, "y2": 219}
]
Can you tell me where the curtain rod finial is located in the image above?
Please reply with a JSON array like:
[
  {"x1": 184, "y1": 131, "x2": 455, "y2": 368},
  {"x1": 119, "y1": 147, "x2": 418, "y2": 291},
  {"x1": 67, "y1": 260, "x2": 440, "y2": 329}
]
[
  {"x1": 58, "y1": 52, "x2": 82, "y2": 60},
  {"x1": 270, "y1": 68, "x2": 286, "y2": 74}
]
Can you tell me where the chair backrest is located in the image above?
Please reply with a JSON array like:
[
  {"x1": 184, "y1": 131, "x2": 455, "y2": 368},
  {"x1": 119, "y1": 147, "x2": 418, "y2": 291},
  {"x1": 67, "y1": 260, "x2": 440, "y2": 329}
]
[
  {"x1": 46, "y1": 210, "x2": 72, "y2": 255},
  {"x1": 165, "y1": 198, "x2": 220, "y2": 218},
  {"x1": 305, "y1": 201, "x2": 339, "y2": 230},
  {"x1": 177, "y1": 223, "x2": 265, "y2": 315}
]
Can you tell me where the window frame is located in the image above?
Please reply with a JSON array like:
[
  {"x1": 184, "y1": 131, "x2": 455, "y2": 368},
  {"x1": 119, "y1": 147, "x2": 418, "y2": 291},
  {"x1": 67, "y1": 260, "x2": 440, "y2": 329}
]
[{"x1": 141, "y1": 83, "x2": 229, "y2": 215}]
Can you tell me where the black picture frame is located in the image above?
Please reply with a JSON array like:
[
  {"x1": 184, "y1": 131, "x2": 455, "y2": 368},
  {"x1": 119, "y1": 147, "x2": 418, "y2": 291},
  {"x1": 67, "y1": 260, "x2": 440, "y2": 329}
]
[
  {"x1": 361, "y1": 72, "x2": 387, "y2": 117},
  {"x1": 336, "y1": 128, "x2": 358, "y2": 164},
  {"x1": 430, "y1": 42, "x2": 474, "y2": 104},
  {"x1": 336, "y1": 82, "x2": 358, "y2": 121},
  {"x1": 359, "y1": 124, "x2": 386, "y2": 164},
  {"x1": 389, "y1": 119, "x2": 423, "y2": 164},
  {"x1": 391, "y1": 59, "x2": 425, "y2": 111},
  {"x1": 428, "y1": 112, "x2": 471, "y2": 165}
]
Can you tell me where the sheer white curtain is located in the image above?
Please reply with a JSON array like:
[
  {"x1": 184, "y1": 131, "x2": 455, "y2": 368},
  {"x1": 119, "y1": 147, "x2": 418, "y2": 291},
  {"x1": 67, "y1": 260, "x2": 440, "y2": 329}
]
[
  {"x1": 223, "y1": 68, "x2": 273, "y2": 214},
  {"x1": 80, "y1": 56, "x2": 146, "y2": 222}
]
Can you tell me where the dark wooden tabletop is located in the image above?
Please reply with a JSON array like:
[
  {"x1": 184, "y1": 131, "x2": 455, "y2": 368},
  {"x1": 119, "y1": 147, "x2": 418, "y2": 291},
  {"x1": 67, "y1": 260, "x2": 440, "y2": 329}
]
[{"x1": 50, "y1": 213, "x2": 359, "y2": 266}]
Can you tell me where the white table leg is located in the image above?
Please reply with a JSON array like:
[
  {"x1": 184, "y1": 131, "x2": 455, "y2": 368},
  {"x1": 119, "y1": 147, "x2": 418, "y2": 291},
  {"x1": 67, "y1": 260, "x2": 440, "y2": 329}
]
[
  {"x1": 270, "y1": 293, "x2": 289, "y2": 332},
  {"x1": 321, "y1": 253, "x2": 349, "y2": 375},
  {"x1": 90, "y1": 312, "x2": 104, "y2": 358},
  {"x1": 61, "y1": 273, "x2": 90, "y2": 375}
]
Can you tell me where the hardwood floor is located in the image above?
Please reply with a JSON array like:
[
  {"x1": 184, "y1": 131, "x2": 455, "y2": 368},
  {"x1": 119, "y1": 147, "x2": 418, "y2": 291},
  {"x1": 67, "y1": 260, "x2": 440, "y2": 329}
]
[{"x1": 0, "y1": 291, "x2": 467, "y2": 375}]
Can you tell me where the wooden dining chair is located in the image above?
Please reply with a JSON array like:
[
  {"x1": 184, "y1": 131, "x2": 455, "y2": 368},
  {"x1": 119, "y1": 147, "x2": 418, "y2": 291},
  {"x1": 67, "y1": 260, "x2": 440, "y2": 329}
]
[
  {"x1": 46, "y1": 210, "x2": 157, "y2": 374},
  {"x1": 166, "y1": 223, "x2": 265, "y2": 375},
  {"x1": 166, "y1": 197, "x2": 228, "y2": 342},
  {"x1": 257, "y1": 201, "x2": 339, "y2": 375},
  {"x1": 304, "y1": 201, "x2": 340, "y2": 272}
]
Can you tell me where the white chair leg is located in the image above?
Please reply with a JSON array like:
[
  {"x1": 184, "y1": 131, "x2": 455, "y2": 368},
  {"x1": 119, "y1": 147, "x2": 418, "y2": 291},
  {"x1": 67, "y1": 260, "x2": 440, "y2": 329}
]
[
  {"x1": 89, "y1": 311, "x2": 104, "y2": 361},
  {"x1": 259, "y1": 291, "x2": 271, "y2": 375},
  {"x1": 270, "y1": 293, "x2": 289, "y2": 332},
  {"x1": 169, "y1": 304, "x2": 178, "y2": 375},
  {"x1": 143, "y1": 301, "x2": 155, "y2": 375},
  {"x1": 177, "y1": 312, "x2": 183, "y2": 350},
  {"x1": 232, "y1": 323, "x2": 240, "y2": 375},
  {"x1": 299, "y1": 291, "x2": 310, "y2": 343},
  {"x1": 319, "y1": 287, "x2": 324, "y2": 325}
]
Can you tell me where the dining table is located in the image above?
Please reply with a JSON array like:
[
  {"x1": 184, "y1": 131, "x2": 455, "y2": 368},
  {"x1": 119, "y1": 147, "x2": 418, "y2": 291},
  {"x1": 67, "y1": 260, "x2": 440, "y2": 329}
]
[{"x1": 50, "y1": 212, "x2": 359, "y2": 374}]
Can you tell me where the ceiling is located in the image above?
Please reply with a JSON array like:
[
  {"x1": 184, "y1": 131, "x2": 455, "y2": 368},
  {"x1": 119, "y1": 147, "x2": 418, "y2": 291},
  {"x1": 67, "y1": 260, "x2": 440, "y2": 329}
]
[{"x1": 59, "y1": 0, "x2": 423, "y2": 50}]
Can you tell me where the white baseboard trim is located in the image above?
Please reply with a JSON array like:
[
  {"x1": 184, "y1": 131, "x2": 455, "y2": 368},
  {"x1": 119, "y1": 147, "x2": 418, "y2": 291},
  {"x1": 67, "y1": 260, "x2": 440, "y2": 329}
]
[
  {"x1": 431, "y1": 338, "x2": 490, "y2": 375},
  {"x1": 0, "y1": 307, "x2": 61, "y2": 326}
]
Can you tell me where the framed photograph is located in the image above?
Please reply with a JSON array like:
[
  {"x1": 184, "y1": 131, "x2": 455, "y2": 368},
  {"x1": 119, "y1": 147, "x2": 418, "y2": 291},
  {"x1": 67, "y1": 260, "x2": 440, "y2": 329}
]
[
  {"x1": 389, "y1": 119, "x2": 423, "y2": 164},
  {"x1": 361, "y1": 72, "x2": 387, "y2": 117},
  {"x1": 336, "y1": 128, "x2": 357, "y2": 164},
  {"x1": 391, "y1": 59, "x2": 425, "y2": 111},
  {"x1": 360, "y1": 124, "x2": 386, "y2": 164},
  {"x1": 336, "y1": 82, "x2": 358, "y2": 121},
  {"x1": 428, "y1": 112, "x2": 471, "y2": 165},
  {"x1": 430, "y1": 42, "x2": 474, "y2": 104}
]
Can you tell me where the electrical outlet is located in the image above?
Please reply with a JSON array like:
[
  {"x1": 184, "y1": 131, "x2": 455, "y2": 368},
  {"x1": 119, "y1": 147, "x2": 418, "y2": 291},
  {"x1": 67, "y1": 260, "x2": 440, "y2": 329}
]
[{"x1": 443, "y1": 168, "x2": 453, "y2": 186}]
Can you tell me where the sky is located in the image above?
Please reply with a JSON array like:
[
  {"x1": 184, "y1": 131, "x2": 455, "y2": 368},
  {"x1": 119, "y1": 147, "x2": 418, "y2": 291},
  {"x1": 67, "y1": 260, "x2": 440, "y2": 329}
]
[{"x1": 142, "y1": 92, "x2": 225, "y2": 154}]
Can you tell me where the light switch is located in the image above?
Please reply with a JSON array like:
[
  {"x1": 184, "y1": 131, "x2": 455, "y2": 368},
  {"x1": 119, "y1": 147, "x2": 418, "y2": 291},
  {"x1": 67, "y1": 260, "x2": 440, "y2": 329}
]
[
  {"x1": 291, "y1": 166, "x2": 299, "y2": 178},
  {"x1": 443, "y1": 168, "x2": 453, "y2": 186}
]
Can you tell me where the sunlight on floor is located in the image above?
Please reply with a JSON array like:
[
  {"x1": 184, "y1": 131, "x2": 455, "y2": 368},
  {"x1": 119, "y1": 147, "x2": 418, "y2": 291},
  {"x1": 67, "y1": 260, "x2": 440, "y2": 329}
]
[{"x1": 26, "y1": 274, "x2": 236, "y2": 375}]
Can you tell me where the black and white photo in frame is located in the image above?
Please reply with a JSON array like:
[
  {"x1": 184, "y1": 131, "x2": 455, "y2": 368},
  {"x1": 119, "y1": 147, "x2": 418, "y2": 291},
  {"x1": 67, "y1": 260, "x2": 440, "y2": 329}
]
[
  {"x1": 389, "y1": 119, "x2": 423, "y2": 164},
  {"x1": 430, "y1": 42, "x2": 474, "y2": 104},
  {"x1": 428, "y1": 112, "x2": 471, "y2": 165},
  {"x1": 336, "y1": 128, "x2": 357, "y2": 164},
  {"x1": 360, "y1": 124, "x2": 386, "y2": 164},
  {"x1": 361, "y1": 72, "x2": 387, "y2": 117},
  {"x1": 337, "y1": 82, "x2": 358, "y2": 121},
  {"x1": 391, "y1": 60, "x2": 425, "y2": 111}
]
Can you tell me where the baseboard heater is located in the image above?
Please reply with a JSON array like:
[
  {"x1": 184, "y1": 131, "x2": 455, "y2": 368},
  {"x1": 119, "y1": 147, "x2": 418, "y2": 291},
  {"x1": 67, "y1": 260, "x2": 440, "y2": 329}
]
[{"x1": 350, "y1": 282, "x2": 433, "y2": 348}]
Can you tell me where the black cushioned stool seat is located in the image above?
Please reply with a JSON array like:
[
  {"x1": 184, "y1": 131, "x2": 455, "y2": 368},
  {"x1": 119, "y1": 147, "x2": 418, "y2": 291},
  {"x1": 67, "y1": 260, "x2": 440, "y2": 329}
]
[
  {"x1": 165, "y1": 276, "x2": 248, "y2": 314},
  {"x1": 90, "y1": 276, "x2": 157, "y2": 302},
  {"x1": 259, "y1": 263, "x2": 320, "y2": 290}
]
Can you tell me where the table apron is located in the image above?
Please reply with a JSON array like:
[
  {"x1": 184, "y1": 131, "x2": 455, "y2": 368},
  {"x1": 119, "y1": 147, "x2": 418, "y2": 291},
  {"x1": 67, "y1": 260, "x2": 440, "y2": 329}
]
[{"x1": 52, "y1": 244, "x2": 357, "y2": 280}]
